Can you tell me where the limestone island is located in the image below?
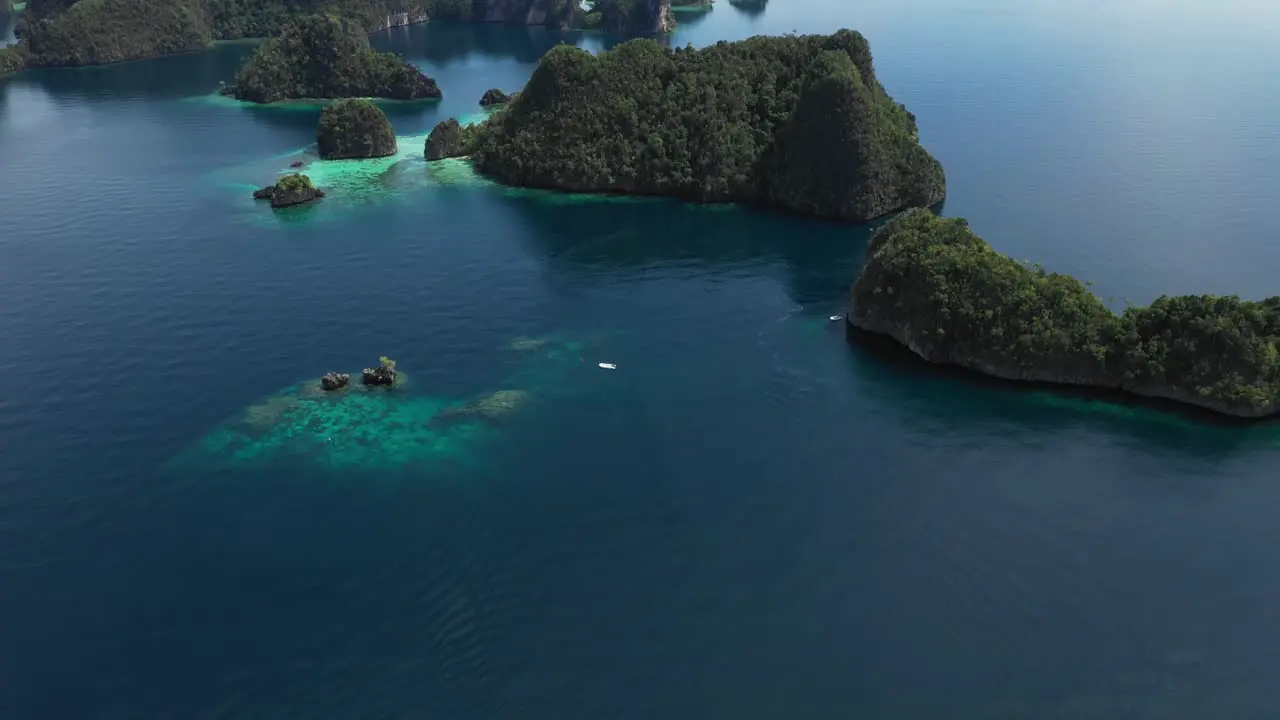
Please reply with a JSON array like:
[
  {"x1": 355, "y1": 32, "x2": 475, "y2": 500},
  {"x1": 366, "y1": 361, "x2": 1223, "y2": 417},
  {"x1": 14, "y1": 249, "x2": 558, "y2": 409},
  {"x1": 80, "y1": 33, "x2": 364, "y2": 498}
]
[
  {"x1": 479, "y1": 88, "x2": 511, "y2": 106},
  {"x1": 253, "y1": 172, "x2": 325, "y2": 208},
  {"x1": 848, "y1": 208, "x2": 1280, "y2": 419},
  {"x1": 226, "y1": 14, "x2": 440, "y2": 104},
  {"x1": 5, "y1": 0, "x2": 678, "y2": 73},
  {"x1": 318, "y1": 99, "x2": 398, "y2": 160},
  {"x1": 426, "y1": 31, "x2": 946, "y2": 223}
]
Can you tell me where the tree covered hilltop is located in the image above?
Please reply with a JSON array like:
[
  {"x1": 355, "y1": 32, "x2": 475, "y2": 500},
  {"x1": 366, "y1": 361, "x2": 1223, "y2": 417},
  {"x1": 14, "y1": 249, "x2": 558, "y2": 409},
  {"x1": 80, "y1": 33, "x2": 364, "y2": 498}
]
[
  {"x1": 449, "y1": 31, "x2": 946, "y2": 223},
  {"x1": 228, "y1": 14, "x2": 439, "y2": 103},
  {"x1": 5, "y1": 0, "x2": 676, "y2": 71},
  {"x1": 848, "y1": 208, "x2": 1280, "y2": 418}
]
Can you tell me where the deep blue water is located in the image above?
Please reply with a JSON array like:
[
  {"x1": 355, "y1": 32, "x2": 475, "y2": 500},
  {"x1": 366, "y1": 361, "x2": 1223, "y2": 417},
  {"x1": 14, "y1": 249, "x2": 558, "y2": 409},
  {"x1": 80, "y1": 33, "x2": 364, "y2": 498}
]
[{"x1": 3, "y1": 1, "x2": 1280, "y2": 717}]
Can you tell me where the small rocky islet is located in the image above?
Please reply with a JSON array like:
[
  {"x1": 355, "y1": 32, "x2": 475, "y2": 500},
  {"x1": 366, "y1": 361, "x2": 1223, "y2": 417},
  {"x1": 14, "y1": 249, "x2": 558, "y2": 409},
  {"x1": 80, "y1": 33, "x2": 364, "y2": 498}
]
[
  {"x1": 252, "y1": 172, "x2": 325, "y2": 208},
  {"x1": 361, "y1": 357, "x2": 398, "y2": 386},
  {"x1": 315, "y1": 358, "x2": 396, "y2": 392},
  {"x1": 425, "y1": 118, "x2": 477, "y2": 161},
  {"x1": 478, "y1": 88, "x2": 511, "y2": 106}
]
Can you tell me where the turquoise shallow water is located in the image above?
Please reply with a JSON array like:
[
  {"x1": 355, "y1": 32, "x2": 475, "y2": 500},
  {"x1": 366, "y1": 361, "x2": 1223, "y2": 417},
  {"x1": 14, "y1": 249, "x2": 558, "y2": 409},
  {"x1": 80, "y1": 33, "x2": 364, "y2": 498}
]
[{"x1": 4, "y1": 2, "x2": 1280, "y2": 717}]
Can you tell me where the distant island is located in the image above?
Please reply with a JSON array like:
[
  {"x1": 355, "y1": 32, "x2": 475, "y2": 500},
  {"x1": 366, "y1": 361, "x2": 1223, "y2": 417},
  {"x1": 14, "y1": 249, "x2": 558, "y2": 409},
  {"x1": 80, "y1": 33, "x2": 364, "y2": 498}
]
[
  {"x1": 430, "y1": 31, "x2": 946, "y2": 224},
  {"x1": 425, "y1": 118, "x2": 476, "y2": 160},
  {"x1": 848, "y1": 208, "x2": 1280, "y2": 418},
  {"x1": 317, "y1": 99, "x2": 398, "y2": 159},
  {"x1": 226, "y1": 14, "x2": 440, "y2": 103},
  {"x1": 1, "y1": 0, "x2": 679, "y2": 72}
]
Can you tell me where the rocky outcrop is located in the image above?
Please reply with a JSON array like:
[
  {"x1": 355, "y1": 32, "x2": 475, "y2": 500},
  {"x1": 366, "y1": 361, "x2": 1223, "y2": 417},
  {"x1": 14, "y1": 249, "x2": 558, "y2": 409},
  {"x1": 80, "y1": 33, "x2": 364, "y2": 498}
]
[
  {"x1": 425, "y1": 118, "x2": 476, "y2": 160},
  {"x1": 479, "y1": 88, "x2": 511, "y2": 106},
  {"x1": 317, "y1": 99, "x2": 398, "y2": 160},
  {"x1": 320, "y1": 372, "x2": 350, "y2": 391},
  {"x1": 362, "y1": 357, "x2": 398, "y2": 386},
  {"x1": 650, "y1": 0, "x2": 675, "y2": 32},
  {"x1": 252, "y1": 173, "x2": 325, "y2": 208},
  {"x1": 370, "y1": 10, "x2": 427, "y2": 31}
]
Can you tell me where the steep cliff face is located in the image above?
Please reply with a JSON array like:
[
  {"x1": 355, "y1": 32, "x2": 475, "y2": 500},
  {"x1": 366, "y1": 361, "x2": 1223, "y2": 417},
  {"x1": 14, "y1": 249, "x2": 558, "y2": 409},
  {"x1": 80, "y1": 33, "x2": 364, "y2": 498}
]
[
  {"x1": 647, "y1": 0, "x2": 674, "y2": 32},
  {"x1": 368, "y1": 8, "x2": 428, "y2": 30}
]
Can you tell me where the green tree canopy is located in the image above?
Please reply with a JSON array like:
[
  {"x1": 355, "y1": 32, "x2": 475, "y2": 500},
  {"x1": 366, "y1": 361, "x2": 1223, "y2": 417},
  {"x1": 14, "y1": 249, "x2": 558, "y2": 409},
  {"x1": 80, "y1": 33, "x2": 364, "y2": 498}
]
[
  {"x1": 466, "y1": 31, "x2": 945, "y2": 222},
  {"x1": 849, "y1": 208, "x2": 1280, "y2": 418},
  {"x1": 232, "y1": 14, "x2": 440, "y2": 103}
]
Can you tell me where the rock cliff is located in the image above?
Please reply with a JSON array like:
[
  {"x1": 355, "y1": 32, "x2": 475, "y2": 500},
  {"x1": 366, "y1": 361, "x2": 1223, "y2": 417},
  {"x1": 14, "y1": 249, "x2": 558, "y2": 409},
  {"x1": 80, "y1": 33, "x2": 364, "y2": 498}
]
[{"x1": 425, "y1": 118, "x2": 478, "y2": 160}]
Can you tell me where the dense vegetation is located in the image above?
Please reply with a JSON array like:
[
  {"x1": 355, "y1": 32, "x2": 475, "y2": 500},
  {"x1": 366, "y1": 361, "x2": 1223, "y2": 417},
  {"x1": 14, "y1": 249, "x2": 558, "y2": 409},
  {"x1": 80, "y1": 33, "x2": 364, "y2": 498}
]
[
  {"x1": 0, "y1": 43, "x2": 27, "y2": 74},
  {"x1": 231, "y1": 14, "x2": 439, "y2": 103},
  {"x1": 466, "y1": 31, "x2": 945, "y2": 222},
  {"x1": 253, "y1": 172, "x2": 323, "y2": 206},
  {"x1": 316, "y1": 98, "x2": 398, "y2": 159},
  {"x1": 17, "y1": 0, "x2": 467, "y2": 68},
  {"x1": 848, "y1": 208, "x2": 1280, "y2": 417},
  {"x1": 276, "y1": 172, "x2": 315, "y2": 192},
  {"x1": 479, "y1": 87, "x2": 510, "y2": 106}
]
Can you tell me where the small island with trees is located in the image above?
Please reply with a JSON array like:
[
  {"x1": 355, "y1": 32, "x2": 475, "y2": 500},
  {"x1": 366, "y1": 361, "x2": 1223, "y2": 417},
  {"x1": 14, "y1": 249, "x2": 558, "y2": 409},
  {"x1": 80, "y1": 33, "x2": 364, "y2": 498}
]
[
  {"x1": 253, "y1": 172, "x2": 325, "y2": 207},
  {"x1": 848, "y1": 208, "x2": 1280, "y2": 419},
  {"x1": 225, "y1": 14, "x2": 440, "y2": 104},
  {"x1": 428, "y1": 31, "x2": 946, "y2": 224},
  {"x1": 317, "y1": 99, "x2": 398, "y2": 159}
]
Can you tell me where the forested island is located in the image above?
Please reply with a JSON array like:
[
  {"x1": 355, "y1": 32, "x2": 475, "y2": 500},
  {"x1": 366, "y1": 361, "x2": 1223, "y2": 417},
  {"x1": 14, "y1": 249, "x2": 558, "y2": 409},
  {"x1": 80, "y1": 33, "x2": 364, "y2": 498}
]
[
  {"x1": 848, "y1": 208, "x2": 1280, "y2": 418},
  {"x1": 226, "y1": 14, "x2": 439, "y2": 103},
  {"x1": 317, "y1": 98, "x2": 398, "y2": 158},
  {"x1": 430, "y1": 31, "x2": 946, "y2": 223},
  {"x1": 253, "y1": 172, "x2": 325, "y2": 207},
  {"x1": 2, "y1": 0, "x2": 677, "y2": 71}
]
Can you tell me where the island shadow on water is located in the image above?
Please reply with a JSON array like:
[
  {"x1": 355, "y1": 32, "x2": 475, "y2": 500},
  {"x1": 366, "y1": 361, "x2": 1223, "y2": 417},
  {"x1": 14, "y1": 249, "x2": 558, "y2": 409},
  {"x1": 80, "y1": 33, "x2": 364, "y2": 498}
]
[{"x1": 844, "y1": 323, "x2": 1280, "y2": 454}]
